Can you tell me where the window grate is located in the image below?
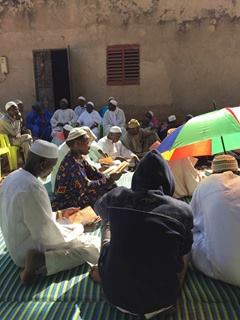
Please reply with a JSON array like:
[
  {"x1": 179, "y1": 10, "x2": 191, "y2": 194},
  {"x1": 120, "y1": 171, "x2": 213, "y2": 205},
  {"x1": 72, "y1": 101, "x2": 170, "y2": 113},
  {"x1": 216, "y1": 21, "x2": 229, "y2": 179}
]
[{"x1": 107, "y1": 45, "x2": 140, "y2": 85}]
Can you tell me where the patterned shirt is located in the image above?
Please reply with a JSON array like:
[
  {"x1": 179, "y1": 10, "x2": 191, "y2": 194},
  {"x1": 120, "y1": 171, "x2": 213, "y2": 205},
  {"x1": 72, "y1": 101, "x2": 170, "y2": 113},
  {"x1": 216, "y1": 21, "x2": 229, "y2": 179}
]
[{"x1": 52, "y1": 152, "x2": 114, "y2": 210}]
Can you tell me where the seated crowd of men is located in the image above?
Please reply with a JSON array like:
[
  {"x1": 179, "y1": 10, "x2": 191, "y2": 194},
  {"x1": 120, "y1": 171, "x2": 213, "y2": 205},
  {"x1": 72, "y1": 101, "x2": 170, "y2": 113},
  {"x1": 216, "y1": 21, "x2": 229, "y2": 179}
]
[{"x1": 0, "y1": 96, "x2": 240, "y2": 319}]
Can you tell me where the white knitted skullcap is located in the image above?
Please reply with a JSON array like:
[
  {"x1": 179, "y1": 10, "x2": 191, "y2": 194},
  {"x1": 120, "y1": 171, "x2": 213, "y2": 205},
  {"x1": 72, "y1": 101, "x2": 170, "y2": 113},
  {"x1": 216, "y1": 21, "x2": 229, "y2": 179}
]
[
  {"x1": 109, "y1": 126, "x2": 122, "y2": 133},
  {"x1": 78, "y1": 96, "x2": 86, "y2": 101},
  {"x1": 5, "y1": 101, "x2": 18, "y2": 111},
  {"x1": 87, "y1": 101, "x2": 94, "y2": 107},
  {"x1": 14, "y1": 99, "x2": 23, "y2": 104},
  {"x1": 63, "y1": 124, "x2": 73, "y2": 132},
  {"x1": 81, "y1": 126, "x2": 97, "y2": 142},
  {"x1": 109, "y1": 99, "x2": 118, "y2": 107},
  {"x1": 168, "y1": 115, "x2": 176, "y2": 122},
  {"x1": 30, "y1": 140, "x2": 58, "y2": 159}
]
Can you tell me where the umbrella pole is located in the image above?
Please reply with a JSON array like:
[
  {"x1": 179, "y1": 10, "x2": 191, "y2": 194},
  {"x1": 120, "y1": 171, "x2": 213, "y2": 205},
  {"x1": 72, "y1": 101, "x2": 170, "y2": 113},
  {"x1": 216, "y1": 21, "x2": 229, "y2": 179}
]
[
  {"x1": 220, "y1": 136, "x2": 227, "y2": 154},
  {"x1": 212, "y1": 101, "x2": 227, "y2": 154}
]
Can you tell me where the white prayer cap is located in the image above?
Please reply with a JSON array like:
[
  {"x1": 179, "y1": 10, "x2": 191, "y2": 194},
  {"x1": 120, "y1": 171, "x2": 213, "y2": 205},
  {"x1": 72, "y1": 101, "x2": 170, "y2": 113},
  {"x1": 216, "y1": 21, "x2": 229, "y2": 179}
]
[
  {"x1": 63, "y1": 124, "x2": 73, "y2": 132},
  {"x1": 108, "y1": 96, "x2": 115, "y2": 101},
  {"x1": 66, "y1": 127, "x2": 87, "y2": 142},
  {"x1": 78, "y1": 96, "x2": 86, "y2": 101},
  {"x1": 81, "y1": 126, "x2": 97, "y2": 142},
  {"x1": 109, "y1": 99, "x2": 118, "y2": 107},
  {"x1": 87, "y1": 101, "x2": 94, "y2": 107},
  {"x1": 60, "y1": 98, "x2": 68, "y2": 103},
  {"x1": 109, "y1": 126, "x2": 122, "y2": 134},
  {"x1": 30, "y1": 140, "x2": 58, "y2": 159},
  {"x1": 168, "y1": 115, "x2": 176, "y2": 122},
  {"x1": 14, "y1": 99, "x2": 23, "y2": 104},
  {"x1": 5, "y1": 101, "x2": 18, "y2": 111}
]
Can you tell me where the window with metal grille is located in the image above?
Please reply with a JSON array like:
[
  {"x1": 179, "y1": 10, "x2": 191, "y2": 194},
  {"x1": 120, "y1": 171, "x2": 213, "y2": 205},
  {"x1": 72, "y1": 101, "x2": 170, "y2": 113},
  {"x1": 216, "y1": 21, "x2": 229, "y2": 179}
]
[{"x1": 107, "y1": 44, "x2": 140, "y2": 85}]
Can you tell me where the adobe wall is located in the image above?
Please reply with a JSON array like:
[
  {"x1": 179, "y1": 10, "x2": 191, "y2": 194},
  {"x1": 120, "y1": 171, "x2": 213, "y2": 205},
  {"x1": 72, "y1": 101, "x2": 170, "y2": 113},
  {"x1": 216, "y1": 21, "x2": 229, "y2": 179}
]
[{"x1": 0, "y1": 0, "x2": 240, "y2": 121}]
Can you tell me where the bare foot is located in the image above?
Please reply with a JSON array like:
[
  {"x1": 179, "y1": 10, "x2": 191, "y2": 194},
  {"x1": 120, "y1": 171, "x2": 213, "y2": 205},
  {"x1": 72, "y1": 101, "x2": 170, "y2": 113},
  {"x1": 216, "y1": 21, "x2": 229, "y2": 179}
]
[
  {"x1": 20, "y1": 250, "x2": 46, "y2": 286},
  {"x1": 90, "y1": 265, "x2": 102, "y2": 283}
]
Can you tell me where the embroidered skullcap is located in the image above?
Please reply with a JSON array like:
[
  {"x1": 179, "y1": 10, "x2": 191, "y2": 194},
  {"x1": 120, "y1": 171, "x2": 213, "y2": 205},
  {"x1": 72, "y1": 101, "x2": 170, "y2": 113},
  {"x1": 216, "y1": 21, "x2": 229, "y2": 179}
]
[
  {"x1": 66, "y1": 128, "x2": 87, "y2": 142},
  {"x1": 127, "y1": 119, "x2": 140, "y2": 129},
  {"x1": 212, "y1": 154, "x2": 238, "y2": 173}
]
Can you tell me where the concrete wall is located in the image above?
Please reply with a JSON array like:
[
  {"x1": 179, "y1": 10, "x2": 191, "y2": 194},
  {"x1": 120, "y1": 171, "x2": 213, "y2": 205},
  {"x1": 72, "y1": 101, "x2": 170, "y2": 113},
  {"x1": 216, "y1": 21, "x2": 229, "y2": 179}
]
[{"x1": 1, "y1": 0, "x2": 240, "y2": 121}]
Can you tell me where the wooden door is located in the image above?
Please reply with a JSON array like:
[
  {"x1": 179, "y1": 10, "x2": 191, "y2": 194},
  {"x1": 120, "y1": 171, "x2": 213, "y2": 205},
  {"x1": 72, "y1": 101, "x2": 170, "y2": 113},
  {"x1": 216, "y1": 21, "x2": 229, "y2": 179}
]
[{"x1": 33, "y1": 50, "x2": 55, "y2": 110}]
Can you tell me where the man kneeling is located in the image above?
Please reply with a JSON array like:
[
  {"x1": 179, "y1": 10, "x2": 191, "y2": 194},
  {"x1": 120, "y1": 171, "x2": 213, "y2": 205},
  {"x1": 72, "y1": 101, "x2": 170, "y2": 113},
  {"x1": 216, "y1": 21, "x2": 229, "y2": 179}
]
[
  {"x1": 0, "y1": 140, "x2": 100, "y2": 285},
  {"x1": 91, "y1": 150, "x2": 193, "y2": 318}
]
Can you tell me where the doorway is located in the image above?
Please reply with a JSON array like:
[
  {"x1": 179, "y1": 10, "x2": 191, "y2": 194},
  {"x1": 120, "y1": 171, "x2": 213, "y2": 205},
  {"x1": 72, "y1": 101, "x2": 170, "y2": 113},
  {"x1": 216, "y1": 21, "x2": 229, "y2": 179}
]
[{"x1": 33, "y1": 48, "x2": 71, "y2": 110}]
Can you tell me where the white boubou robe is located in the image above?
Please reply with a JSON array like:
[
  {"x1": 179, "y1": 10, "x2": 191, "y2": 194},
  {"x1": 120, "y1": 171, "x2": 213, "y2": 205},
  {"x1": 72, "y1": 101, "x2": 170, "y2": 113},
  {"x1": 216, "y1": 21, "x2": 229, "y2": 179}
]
[
  {"x1": 102, "y1": 107, "x2": 126, "y2": 135},
  {"x1": 191, "y1": 171, "x2": 240, "y2": 286},
  {"x1": 97, "y1": 136, "x2": 136, "y2": 159},
  {"x1": 0, "y1": 169, "x2": 100, "y2": 275},
  {"x1": 51, "y1": 109, "x2": 77, "y2": 134},
  {"x1": 77, "y1": 110, "x2": 102, "y2": 138}
]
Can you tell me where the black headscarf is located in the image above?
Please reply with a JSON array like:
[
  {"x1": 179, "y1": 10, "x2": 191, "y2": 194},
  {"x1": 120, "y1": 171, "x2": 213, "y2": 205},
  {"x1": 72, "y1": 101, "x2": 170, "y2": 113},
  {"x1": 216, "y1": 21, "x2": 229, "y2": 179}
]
[{"x1": 131, "y1": 150, "x2": 175, "y2": 196}]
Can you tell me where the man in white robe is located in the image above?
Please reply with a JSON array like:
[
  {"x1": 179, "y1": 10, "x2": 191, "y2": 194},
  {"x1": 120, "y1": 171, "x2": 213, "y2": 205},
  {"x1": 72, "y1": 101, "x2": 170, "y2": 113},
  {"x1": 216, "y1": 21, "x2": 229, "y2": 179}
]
[
  {"x1": 77, "y1": 102, "x2": 102, "y2": 138},
  {"x1": 191, "y1": 154, "x2": 240, "y2": 286},
  {"x1": 102, "y1": 99, "x2": 126, "y2": 135},
  {"x1": 51, "y1": 98, "x2": 77, "y2": 136},
  {"x1": 98, "y1": 126, "x2": 137, "y2": 161},
  {"x1": 0, "y1": 140, "x2": 100, "y2": 285},
  {"x1": 0, "y1": 101, "x2": 32, "y2": 161},
  {"x1": 74, "y1": 96, "x2": 87, "y2": 118}
]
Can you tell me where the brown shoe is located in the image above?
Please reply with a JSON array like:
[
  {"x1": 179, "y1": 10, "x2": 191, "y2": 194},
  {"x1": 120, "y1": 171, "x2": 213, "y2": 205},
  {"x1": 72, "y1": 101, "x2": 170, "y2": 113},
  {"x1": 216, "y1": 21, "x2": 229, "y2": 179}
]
[{"x1": 20, "y1": 250, "x2": 46, "y2": 286}]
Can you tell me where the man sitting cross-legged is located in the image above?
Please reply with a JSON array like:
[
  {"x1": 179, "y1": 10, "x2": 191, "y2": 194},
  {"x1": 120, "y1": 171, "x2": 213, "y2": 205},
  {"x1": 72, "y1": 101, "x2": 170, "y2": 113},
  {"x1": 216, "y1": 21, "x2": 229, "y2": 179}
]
[
  {"x1": 0, "y1": 140, "x2": 100, "y2": 286},
  {"x1": 91, "y1": 150, "x2": 193, "y2": 318},
  {"x1": 121, "y1": 119, "x2": 159, "y2": 158},
  {"x1": 0, "y1": 101, "x2": 32, "y2": 162},
  {"x1": 52, "y1": 128, "x2": 121, "y2": 211},
  {"x1": 191, "y1": 154, "x2": 240, "y2": 286},
  {"x1": 97, "y1": 126, "x2": 138, "y2": 162}
]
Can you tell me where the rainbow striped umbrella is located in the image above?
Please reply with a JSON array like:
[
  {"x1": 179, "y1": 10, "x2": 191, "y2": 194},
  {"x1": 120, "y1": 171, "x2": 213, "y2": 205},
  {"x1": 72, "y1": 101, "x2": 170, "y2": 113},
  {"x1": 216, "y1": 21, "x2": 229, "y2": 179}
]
[{"x1": 158, "y1": 107, "x2": 240, "y2": 160}]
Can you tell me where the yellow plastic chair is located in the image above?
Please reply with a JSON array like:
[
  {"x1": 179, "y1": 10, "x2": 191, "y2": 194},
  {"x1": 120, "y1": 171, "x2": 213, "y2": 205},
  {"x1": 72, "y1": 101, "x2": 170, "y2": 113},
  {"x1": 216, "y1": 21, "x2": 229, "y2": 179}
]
[
  {"x1": 0, "y1": 134, "x2": 14, "y2": 173},
  {"x1": 2, "y1": 134, "x2": 19, "y2": 170}
]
